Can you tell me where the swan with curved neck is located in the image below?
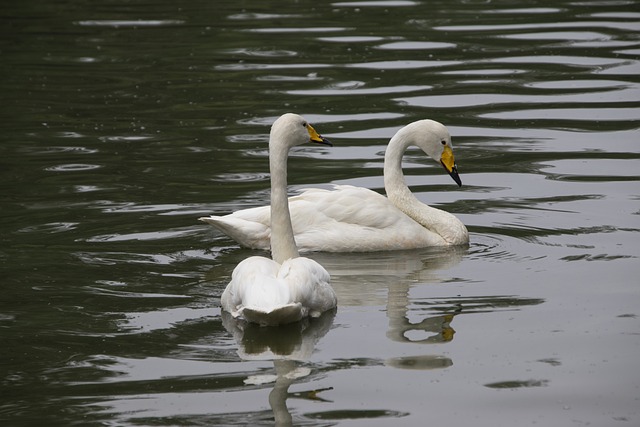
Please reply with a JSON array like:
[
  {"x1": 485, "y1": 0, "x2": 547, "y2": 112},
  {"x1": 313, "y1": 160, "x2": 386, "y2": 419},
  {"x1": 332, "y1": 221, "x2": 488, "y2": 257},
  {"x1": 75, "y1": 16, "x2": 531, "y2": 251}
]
[
  {"x1": 382, "y1": 120, "x2": 468, "y2": 246},
  {"x1": 201, "y1": 119, "x2": 469, "y2": 252},
  {"x1": 220, "y1": 113, "x2": 337, "y2": 326}
]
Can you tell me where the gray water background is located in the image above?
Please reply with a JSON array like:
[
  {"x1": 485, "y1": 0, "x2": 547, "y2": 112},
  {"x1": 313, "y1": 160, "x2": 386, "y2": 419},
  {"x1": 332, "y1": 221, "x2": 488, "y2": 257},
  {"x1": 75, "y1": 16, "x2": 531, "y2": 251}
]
[{"x1": 1, "y1": 0, "x2": 639, "y2": 425}]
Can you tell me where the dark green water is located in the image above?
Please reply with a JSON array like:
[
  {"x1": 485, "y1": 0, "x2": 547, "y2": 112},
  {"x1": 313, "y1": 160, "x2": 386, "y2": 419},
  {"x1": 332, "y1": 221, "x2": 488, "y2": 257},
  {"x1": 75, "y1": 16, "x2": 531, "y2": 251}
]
[{"x1": 2, "y1": 0, "x2": 639, "y2": 425}]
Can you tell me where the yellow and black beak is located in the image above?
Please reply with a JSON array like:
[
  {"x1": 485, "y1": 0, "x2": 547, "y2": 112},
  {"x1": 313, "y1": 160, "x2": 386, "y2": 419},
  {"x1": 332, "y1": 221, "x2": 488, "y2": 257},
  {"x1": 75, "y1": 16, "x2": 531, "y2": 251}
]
[
  {"x1": 306, "y1": 123, "x2": 333, "y2": 146},
  {"x1": 440, "y1": 145, "x2": 462, "y2": 187}
]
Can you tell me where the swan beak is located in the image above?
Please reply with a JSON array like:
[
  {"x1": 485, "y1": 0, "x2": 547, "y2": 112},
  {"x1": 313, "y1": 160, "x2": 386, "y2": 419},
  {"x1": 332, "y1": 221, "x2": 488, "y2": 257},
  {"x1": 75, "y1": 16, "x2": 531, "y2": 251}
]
[
  {"x1": 307, "y1": 124, "x2": 333, "y2": 146},
  {"x1": 440, "y1": 145, "x2": 462, "y2": 187}
]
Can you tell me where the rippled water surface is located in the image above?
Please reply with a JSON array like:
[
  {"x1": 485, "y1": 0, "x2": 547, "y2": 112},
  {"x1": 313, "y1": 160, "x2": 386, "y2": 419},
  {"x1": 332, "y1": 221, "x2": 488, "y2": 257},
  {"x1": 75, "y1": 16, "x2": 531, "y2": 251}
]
[{"x1": 2, "y1": 0, "x2": 639, "y2": 425}]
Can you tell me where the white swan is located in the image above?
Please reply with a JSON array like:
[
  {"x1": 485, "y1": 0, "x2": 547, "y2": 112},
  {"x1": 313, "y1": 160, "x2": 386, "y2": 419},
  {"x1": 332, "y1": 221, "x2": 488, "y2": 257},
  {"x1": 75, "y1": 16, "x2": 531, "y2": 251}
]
[
  {"x1": 201, "y1": 119, "x2": 469, "y2": 252},
  {"x1": 220, "y1": 113, "x2": 337, "y2": 326}
]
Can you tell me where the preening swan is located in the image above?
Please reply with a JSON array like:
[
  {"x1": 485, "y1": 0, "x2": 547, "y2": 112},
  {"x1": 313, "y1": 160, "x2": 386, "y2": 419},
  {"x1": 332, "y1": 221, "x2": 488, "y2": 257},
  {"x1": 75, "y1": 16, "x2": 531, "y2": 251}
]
[
  {"x1": 200, "y1": 119, "x2": 469, "y2": 252},
  {"x1": 220, "y1": 113, "x2": 337, "y2": 326}
]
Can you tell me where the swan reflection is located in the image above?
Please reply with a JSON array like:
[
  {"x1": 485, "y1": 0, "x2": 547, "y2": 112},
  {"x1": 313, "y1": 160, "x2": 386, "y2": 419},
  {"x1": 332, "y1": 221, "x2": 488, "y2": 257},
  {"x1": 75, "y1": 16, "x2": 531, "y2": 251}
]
[
  {"x1": 310, "y1": 245, "x2": 467, "y2": 306},
  {"x1": 222, "y1": 309, "x2": 336, "y2": 426},
  {"x1": 311, "y1": 246, "x2": 543, "y2": 371}
]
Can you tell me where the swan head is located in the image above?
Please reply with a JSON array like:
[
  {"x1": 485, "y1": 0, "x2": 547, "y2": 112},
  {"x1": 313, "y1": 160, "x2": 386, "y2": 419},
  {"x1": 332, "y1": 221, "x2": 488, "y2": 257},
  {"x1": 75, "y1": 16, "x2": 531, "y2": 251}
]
[
  {"x1": 270, "y1": 113, "x2": 332, "y2": 149},
  {"x1": 400, "y1": 119, "x2": 462, "y2": 187}
]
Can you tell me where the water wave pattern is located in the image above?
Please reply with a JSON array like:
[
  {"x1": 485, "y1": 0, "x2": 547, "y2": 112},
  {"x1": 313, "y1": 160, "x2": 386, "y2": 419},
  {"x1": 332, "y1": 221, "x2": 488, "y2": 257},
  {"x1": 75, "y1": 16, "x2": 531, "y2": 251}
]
[{"x1": 2, "y1": 1, "x2": 639, "y2": 426}]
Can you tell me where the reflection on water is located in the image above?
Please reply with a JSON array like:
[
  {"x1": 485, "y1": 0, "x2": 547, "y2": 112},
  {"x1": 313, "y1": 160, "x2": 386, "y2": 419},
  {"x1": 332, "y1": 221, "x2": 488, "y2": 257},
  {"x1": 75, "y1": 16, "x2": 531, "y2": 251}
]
[
  {"x1": 221, "y1": 310, "x2": 336, "y2": 362},
  {"x1": 2, "y1": 0, "x2": 639, "y2": 425},
  {"x1": 222, "y1": 311, "x2": 336, "y2": 426},
  {"x1": 312, "y1": 246, "x2": 468, "y2": 306}
]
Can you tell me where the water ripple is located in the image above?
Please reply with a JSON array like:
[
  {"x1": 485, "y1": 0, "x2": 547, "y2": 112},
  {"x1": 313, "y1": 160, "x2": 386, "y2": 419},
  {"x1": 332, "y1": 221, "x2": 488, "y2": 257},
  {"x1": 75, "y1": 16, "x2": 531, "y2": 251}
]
[
  {"x1": 375, "y1": 41, "x2": 456, "y2": 50},
  {"x1": 287, "y1": 84, "x2": 431, "y2": 96},
  {"x1": 481, "y1": 107, "x2": 640, "y2": 122},
  {"x1": 524, "y1": 79, "x2": 627, "y2": 89},
  {"x1": 117, "y1": 307, "x2": 219, "y2": 333},
  {"x1": 18, "y1": 222, "x2": 79, "y2": 233},
  {"x1": 221, "y1": 48, "x2": 298, "y2": 58},
  {"x1": 210, "y1": 172, "x2": 270, "y2": 183},
  {"x1": 347, "y1": 60, "x2": 460, "y2": 69},
  {"x1": 541, "y1": 159, "x2": 640, "y2": 180},
  {"x1": 228, "y1": 13, "x2": 305, "y2": 20},
  {"x1": 24, "y1": 145, "x2": 98, "y2": 155},
  {"x1": 86, "y1": 227, "x2": 202, "y2": 243},
  {"x1": 45, "y1": 163, "x2": 101, "y2": 172},
  {"x1": 318, "y1": 36, "x2": 387, "y2": 42},
  {"x1": 74, "y1": 251, "x2": 175, "y2": 266},
  {"x1": 491, "y1": 55, "x2": 628, "y2": 67},
  {"x1": 243, "y1": 27, "x2": 350, "y2": 33},
  {"x1": 590, "y1": 12, "x2": 640, "y2": 19},
  {"x1": 467, "y1": 234, "x2": 529, "y2": 262},
  {"x1": 95, "y1": 202, "x2": 190, "y2": 214},
  {"x1": 238, "y1": 112, "x2": 404, "y2": 126},
  {"x1": 396, "y1": 87, "x2": 640, "y2": 109},
  {"x1": 435, "y1": 21, "x2": 640, "y2": 32},
  {"x1": 333, "y1": 1, "x2": 419, "y2": 6},
  {"x1": 483, "y1": 8, "x2": 563, "y2": 14},
  {"x1": 256, "y1": 73, "x2": 325, "y2": 82},
  {"x1": 215, "y1": 63, "x2": 332, "y2": 71},
  {"x1": 74, "y1": 20, "x2": 185, "y2": 27},
  {"x1": 500, "y1": 31, "x2": 611, "y2": 41},
  {"x1": 226, "y1": 133, "x2": 268, "y2": 143}
]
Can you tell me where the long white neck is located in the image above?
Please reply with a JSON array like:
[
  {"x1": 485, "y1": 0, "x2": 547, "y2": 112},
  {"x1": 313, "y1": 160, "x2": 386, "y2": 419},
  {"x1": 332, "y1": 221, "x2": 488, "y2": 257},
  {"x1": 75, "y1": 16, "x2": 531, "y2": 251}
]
[
  {"x1": 269, "y1": 140, "x2": 299, "y2": 264},
  {"x1": 383, "y1": 132, "x2": 419, "y2": 209},
  {"x1": 383, "y1": 131, "x2": 467, "y2": 245}
]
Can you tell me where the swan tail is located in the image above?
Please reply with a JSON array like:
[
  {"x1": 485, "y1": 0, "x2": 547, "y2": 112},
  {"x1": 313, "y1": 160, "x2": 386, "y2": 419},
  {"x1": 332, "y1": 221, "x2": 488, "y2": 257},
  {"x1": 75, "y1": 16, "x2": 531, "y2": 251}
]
[
  {"x1": 199, "y1": 215, "x2": 270, "y2": 250},
  {"x1": 241, "y1": 303, "x2": 304, "y2": 326}
]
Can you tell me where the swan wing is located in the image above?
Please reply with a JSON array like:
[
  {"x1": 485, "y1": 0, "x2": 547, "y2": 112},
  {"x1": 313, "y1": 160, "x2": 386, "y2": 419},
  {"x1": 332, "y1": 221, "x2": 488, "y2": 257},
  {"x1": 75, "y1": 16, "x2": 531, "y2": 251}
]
[
  {"x1": 279, "y1": 257, "x2": 337, "y2": 317},
  {"x1": 202, "y1": 185, "x2": 446, "y2": 252},
  {"x1": 293, "y1": 185, "x2": 407, "y2": 228},
  {"x1": 221, "y1": 256, "x2": 281, "y2": 317},
  {"x1": 289, "y1": 185, "x2": 447, "y2": 251}
]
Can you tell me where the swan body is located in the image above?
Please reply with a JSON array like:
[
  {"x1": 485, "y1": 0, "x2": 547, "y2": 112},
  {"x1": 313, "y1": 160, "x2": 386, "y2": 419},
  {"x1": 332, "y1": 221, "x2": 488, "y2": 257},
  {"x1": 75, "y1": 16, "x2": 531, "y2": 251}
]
[
  {"x1": 223, "y1": 256, "x2": 336, "y2": 326},
  {"x1": 220, "y1": 113, "x2": 337, "y2": 326},
  {"x1": 201, "y1": 119, "x2": 469, "y2": 252}
]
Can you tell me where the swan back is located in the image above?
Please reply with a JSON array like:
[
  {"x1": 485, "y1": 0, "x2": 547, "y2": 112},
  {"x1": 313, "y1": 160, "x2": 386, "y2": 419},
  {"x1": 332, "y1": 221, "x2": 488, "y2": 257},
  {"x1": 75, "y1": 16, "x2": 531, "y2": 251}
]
[{"x1": 222, "y1": 256, "x2": 336, "y2": 326}]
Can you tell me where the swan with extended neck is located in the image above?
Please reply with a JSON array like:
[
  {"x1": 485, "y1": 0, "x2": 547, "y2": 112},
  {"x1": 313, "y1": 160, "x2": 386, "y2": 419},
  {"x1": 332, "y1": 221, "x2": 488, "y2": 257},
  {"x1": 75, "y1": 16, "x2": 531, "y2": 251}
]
[
  {"x1": 220, "y1": 113, "x2": 337, "y2": 326},
  {"x1": 201, "y1": 119, "x2": 468, "y2": 252}
]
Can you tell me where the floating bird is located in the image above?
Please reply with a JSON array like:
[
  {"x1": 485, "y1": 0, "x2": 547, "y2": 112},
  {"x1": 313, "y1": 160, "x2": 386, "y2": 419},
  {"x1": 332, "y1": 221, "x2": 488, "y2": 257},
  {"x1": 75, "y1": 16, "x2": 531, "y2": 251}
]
[{"x1": 220, "y1": 113, "x2": 337, "y2": 326}]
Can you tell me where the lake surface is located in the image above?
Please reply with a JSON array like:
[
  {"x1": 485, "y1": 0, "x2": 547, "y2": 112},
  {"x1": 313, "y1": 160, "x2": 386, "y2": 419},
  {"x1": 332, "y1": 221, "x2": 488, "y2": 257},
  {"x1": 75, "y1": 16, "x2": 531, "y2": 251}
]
[{"x1": 1, "y1": 0, "x2": 639, "y2": 425}]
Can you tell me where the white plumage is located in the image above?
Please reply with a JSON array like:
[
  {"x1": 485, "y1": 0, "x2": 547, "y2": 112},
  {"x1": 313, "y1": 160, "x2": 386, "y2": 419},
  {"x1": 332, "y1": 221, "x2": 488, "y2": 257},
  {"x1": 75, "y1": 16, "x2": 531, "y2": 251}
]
[
  {"x1": 222, "y1": 256, "x2": 336, "y2": 326},
  {"x1": 200, "y1": 119, "x2": 469, "y2": 252},
  {"x1": 220, "y1": 113, "x2": 337, "y2": 326}
]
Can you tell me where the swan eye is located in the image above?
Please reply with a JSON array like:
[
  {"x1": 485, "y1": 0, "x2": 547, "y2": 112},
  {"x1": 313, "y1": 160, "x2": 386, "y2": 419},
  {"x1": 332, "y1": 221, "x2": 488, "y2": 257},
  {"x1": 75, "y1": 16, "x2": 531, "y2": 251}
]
[
  {"x1": 441, "y1": 140, "x2": 446, "y2": 145},
  {"x1": 302, "y1": 122, "x2": 308, "y2": 128}
]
